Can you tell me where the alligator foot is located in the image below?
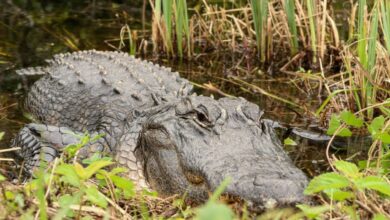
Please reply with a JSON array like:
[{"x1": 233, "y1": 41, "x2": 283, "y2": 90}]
[{"x1": 12, "y1": 123, "x2": 105, "y2": 173}]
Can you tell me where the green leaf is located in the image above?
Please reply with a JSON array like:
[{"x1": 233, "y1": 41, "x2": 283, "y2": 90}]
[
  {"x1": 83, "y1": 160, "x2": 113, "y2": 180},
  {"x1": 0, "y1": 174, "x2": 5, "y2": 182},
  {"x1": 5, "y1": 191, "x2": 15, "y2": 200},
  {"x1": 64, "y1": 144, "x2": 83, "y2": 158},
  {"x1": 333, "y1": 160, "x2": 360, "y2": 179},
  {"x1": 55, "y1": 164, "x2": 81, "y2": 187},
  {"x1": 54, "y1": 193, "x2": 82, "y2": 220},
  {"x1": 296, "y1": 204, "x2": 329, "y2": 219},
  {"x1": 74, "y1": 162, "x2": 87, "y2": 180},
  {"x1": 358, "y1": 160, "x2": 368, "y2": 170},
  {"x1": 355, "y1": 176, "x2": 390, "y2": 196},
  {"x1": 110, "y1": 175, "x2": 135, "y2": 199},
  {"x1": 0, "y1": 132, "x2": 4, "y2": 141},
  {"x1": 378, "y1": 132, "x2": 390, "y2": 144},
  {"x1": 327, "y1": 115, "x2": 340, "y2": 135},
  {"x1": 340, "y1": 111, "x2": 364, "y2": 128},
  {"x1": 368, "y1": 116, "x2": 385, "y2": 136},
  {"x1": 284, "y1": 138, "x2": 297, "y2": 146},
  {"x1": 373, "y1": 214, "x2": 389, "y2": 220},
  {"x1": 324, "y1": 189, "x2": 354, "y2": 201},
  {"x1": 327, "y1": 115, "x2": 352, "y2": 137},
  {"x1": 85, "y1": 186, "x2": 108, "y2": 208},
  {"x1": 82, "y1": 153, "x2": 112, "y2": 165},
  {"x1": 142, "y1": 189, "x2": 158, "y2": 197},
  {"x1": 109, "y1": 167, "x2": 128, "y2": 176},
  {"x1": 337, "y1": 127, "x2": 352, "y2": 137},
  {"x1": 195, "y1": 202, "x2": 234, "y2": 220},
  {"x1": 304, "y1": 173, "x2": 350, "y2": 195}
]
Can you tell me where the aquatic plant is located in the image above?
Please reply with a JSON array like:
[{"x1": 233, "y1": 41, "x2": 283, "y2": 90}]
[
  {"x1": 380, "y1": 0, "x2": 390, "y2": 54},
  {"x1": 283, "y1": 0, "x2": 299, "y2": 55},
  {"x1": 250, "y1": 0, "x2": 269, "y2": 62},
  {"x1": 151, "y1": 0, "x2": 190, "y2": 57}
]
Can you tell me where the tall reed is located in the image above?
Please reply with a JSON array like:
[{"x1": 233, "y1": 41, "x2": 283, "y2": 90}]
[
  {"x1": 250, "y1": 0, "x2": 268, "y2": 62},
  {"x1": 380, "y1": 0, "x2": 390, "y2": 53},
  {"x1": 175, "y1": 0, "x2": 190, "y2": 57},
  {"x1": 306, "y1": 0, "x2": 317, "y2": 63},
  {"x1": 366, "y1": 6, "x2": 379, "y2": 119},
  {"x1": 152, "y1": 0, "x2": 190, "y2": 57},
  {"x1": 355, "y1": 1, "x2": 380, "y2": 119},
  {"x1": 357, "y1": 0, "x2": 367, "y2": 67},
  {"x1": 284, "y1": 0, "x2": 299, "y2": 55},
  {"x1": 162, "y1": 0, "x2": 173, "y2": 55}
]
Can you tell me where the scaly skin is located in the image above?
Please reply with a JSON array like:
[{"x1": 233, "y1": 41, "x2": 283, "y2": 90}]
[{"x1": 13, "y1": 50, "x2": 308, "y2": 209}]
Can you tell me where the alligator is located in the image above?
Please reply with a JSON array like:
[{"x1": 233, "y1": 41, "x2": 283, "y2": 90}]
[{"x1": 12, "y1": 50, "x2": 308, "y2": 209}]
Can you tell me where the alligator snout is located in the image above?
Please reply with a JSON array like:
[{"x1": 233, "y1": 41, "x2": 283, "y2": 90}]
[{"x1": 202, "y1": 157, "x2": 308, "y2": 209}]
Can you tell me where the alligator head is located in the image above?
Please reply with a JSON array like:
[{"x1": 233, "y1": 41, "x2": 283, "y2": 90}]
[{"x1": 136, "y1": 96, "x2": 308, "y2": 209}]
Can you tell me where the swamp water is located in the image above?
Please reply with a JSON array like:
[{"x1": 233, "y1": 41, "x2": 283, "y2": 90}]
[{"x1": 0, "y1": 1, "x2": 367, "y2": 178}]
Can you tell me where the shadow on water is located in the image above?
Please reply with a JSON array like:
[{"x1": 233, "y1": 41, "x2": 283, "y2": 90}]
[{"x1": 0, "y1": 0, "x2": 369, "y2": 177}]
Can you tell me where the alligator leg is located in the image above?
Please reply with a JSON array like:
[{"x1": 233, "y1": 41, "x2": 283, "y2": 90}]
[{"x1": 12, "y1": 123, "x2": 106, "y2": 173}]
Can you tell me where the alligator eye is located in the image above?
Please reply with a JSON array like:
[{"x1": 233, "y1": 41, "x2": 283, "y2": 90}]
[
  {"x1": 196, "y1": 112, "x2": 208, "y2": 123},
  {"x1": 194, "y1": 111, "x2": 211, "y2": 127},
  {"x1": 185, "y1": 170, "x2": 205, "y2": 185}
]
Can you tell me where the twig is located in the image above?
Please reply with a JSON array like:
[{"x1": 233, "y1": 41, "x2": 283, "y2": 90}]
[{"x1": 0, "y1": 147, "x2": 20, "y2": 154}]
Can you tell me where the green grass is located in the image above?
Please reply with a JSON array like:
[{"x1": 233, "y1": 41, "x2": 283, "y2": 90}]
[
  {"x1": 351, "y1": 1, "x2": 381, "y2": 120},
  {"x1": 380, "y1": 0, "x2": 390, "y2": 53},
  {"x1": 250, "y1": 0, "x2": 268, "y2": 62},
  {"x1": 284, "y1": 0, "x2": 299, "y2": 55},
  {"x1": 153, "y1": 0, "x2": 190, "y2": 57},
  {"x1": 175, "y1": 0, "x2": 190, "y2": 57},
  {"x1": 366, "y1": 6, "x2": 379, "y2": 119},
  {"x1": 306, "y1": 0, "x2": 317, "y2": 63},
  {"x1": 1, "y1": 129, "x2": 389, "y2": 219},
  {"x1": 162, "y1": 0, "x2": 173, "y2": 55}
]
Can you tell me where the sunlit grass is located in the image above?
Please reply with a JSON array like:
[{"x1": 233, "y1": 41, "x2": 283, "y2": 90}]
[
  {"x1": 151, "y1": 0, "x2": 190, "y2": 57},
  {"x1": 306, "y1": 0, "x2": 317, "y2": 63},
  {"x1": 380, "y1": 0, "x2": 390, "y2": 53},
  {"x1": 175, "y1": 0, "x2": 190, "y2": 57},
  {"x1": 250, "y1": 0, "x2": 268, "y2": 62},
  {"x1": 283, "y1": 0, "x2": 299, "y2": 55}
]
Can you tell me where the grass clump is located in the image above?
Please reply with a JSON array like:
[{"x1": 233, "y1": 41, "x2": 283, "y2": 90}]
[
  {"x1": 250, "y1": 0, "x2": 269, "y2": 62},
  {"x1": 151, "y1": 0, "x2": 190, "y2": 57},
  {"x1": 0, "y1": 134, "x2": 162, "y2": 219}
]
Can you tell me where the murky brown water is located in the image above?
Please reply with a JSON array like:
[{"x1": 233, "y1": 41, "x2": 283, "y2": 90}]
[{"x1": 0, "y1": 0, "x2": 367, "y2": 177}]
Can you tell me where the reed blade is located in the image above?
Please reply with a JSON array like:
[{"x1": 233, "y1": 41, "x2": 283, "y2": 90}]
[
  {"x1": 380, "y1": 0, "x2": 390, "y2": 53},
  {"x1": 284, "y1": 0, "x2": 299, "y2": 55},
  {"x1": 175, "y1": 0, "x2": 190, "y2": 58},
  {"x1": 366, "y1": 6, "x2": 379, "y2": 119},
  {"x1": 306, "y1": 0, "x2": 317, "y2": 63},
  {"x1": 357, "y1": 0, "x2": 367, "y2": 68},
  {"x1": 162, "y1": 0, "x2": 173, "y2": 55},
  {"x1": 250, "y1": 0, "x2": 268, "y2": 62}
]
